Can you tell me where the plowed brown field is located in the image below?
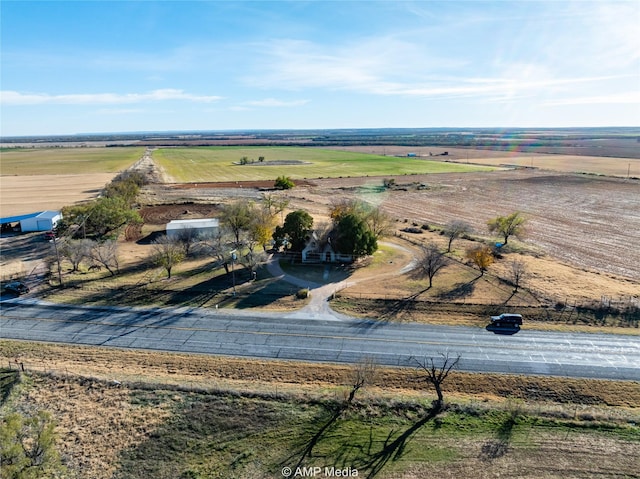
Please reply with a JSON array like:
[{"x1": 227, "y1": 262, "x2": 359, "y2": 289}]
[{"x1": 278, "y1": 170, "x2": 640, "y2": 281}]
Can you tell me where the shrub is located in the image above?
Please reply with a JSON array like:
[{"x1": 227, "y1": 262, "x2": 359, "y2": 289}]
[
  {"x1": 275, "y1": 175, "x2": 295, "y2": 190},
  {"x1": 296, "y1": 288, "x2": 310, "y2": 299}
]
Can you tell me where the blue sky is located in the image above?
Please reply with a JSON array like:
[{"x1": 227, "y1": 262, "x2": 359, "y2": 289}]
[{"x1": 1, "y1": 0, "x2": 638, "y2": 136}]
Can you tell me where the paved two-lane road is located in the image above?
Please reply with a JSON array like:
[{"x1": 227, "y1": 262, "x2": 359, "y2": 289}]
[{"x1": 1, "y1": 300, "x2": 639, "y2": 381}]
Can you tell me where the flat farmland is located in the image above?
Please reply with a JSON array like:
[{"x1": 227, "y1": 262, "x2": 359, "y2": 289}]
[
  {"x1": 324, "y1": 145, "x2": 640, "y2": 177},
  {"x1": 0, "y1": 147, "x2": 143, "y2": 175},
  {"x1": 447, "y1": 154, "x2": 640, "y2": 178},
  {"x1": 0, "y1": 147, "x2": 143, "y2": 216},
  {"x1": 0, "y1": 173, "x2": 116, "y2": 217},
  {"x1": 153, "y1": 146, "x2": 493, "y2": 182},
  {"x1": 285, "y1": 170, "x2": 640, "y2": 281}
]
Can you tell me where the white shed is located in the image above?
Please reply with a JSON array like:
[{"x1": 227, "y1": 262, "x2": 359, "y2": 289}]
[
  {"x1": 166, "y1": 218, "x2": 219, "y2": 239},
  {"x1": 19, "y1": 210, "x2": 62, "y2": 232}
]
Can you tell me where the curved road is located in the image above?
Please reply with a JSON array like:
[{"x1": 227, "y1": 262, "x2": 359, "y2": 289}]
[{"x1": 1, "y1": 299, "x2": 639, "y2": 381}]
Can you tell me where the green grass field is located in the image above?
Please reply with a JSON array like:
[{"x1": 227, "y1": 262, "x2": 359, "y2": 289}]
[
  {"x1": 0, "y1": 147, "x2": 144, "y2": 176},
  {"x1": 153, "y1": 147, "x2": 493, "y2": 182}
]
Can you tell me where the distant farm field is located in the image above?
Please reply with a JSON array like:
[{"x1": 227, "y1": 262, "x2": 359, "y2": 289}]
[
  {"x1": 0, "y1": 147, "x2": 143, "y2": 216},
  {"x1": 325, "y1": 146, "x2": 640, "y2": 178},
  {"x1": 448, "y1": 154, "x2": 640, "y2": 178},
  {"x1": 0, "y1": 147, "x2": 143, "y2": 176},
  {"x1": 153, "y1": 147, "x2": 493, "y2": 182}
]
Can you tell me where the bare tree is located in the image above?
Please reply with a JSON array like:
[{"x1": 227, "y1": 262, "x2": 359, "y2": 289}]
[
  {"x1": 174, "y1": 227, "x2": 200, "y2": 257},
  {"x1": 417, "y1": 243, "x2": 448, "y2": 288},
  {"x1": 58, "y1": 239, "x2": 92, "y2": 272},
  {"x1": 366, "y1": 206, "x2": 393, "y2": 240},
  {"x1": 509, "y1": 260, "x2": 527, "y2": 293},
  {"x1": 346, "y1": 357, "x2": 378, "y2": 404},
  {"x1": 151, "y1": 236, "x2": 186, "y2": 279},
  {"x1": 414, "y1": 353, "x2": 461, "y2": 411},
  {"x1": 202, "y1": 228, "x2": 233, "y2": 274},
  {"x1": 89, "y1": 240, "x2": 119, "y2": 276},
  {"x1": 240, "y1": 250, "x2": 268, "y2": 277},
  {"x1": 261, "y1": 192, "x2": 277, "y2": 214},
  {"x1": 443, "y1": 220, "x2": 472, "y2": 253}
]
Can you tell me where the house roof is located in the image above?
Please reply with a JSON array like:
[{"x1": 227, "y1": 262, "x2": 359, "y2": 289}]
[
  {"x1": 35, "y1": 210, "x2": 62, "y2": 220},
  {"x1": 0, "y1": 212, "x2": 42, "y2": 224}
]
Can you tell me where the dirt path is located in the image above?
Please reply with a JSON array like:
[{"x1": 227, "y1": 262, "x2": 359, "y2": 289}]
[{"x1": 128, "y1": 148, "x2": 172, "y2": 183}]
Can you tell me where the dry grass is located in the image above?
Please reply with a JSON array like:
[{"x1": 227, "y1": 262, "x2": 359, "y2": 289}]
[
  {"x1": 1, "y1": 340, "x2": 638, "y2": 479},
  {"x1": 2, "y1": 340, "x2": 639, "y2": 408}
]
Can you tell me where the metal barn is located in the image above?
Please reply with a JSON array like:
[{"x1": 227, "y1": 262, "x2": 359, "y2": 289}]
[
  {"x1": 166, "y1": 218, "x2": 219, "y2": 240},
  {"x1": 0, "y1": 210, "x2": 62, "y2": 232}
]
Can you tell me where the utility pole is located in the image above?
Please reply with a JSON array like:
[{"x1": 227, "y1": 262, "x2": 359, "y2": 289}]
[
  {"x1": 230, "y1": 250, "x2": 237, "y2": 296},
  {"x1": 51, "y1": 237, "x2": 63, "y2": 286}
]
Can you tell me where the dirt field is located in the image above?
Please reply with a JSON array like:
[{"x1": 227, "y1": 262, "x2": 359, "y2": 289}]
[
  {"x1": 270, "y1": 170, "x2": 640, "y2": 282},
  {"x1": 0, "y1": 173, "x2": 115, "y2": 217},
  {"x1": 0, "y1": 146, "x2": 143, "y2": 216}
]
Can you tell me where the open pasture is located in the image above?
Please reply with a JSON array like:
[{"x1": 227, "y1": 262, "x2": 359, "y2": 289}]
[{"x1": 153, "y1": 146, "x2": 492, "y2": 182}]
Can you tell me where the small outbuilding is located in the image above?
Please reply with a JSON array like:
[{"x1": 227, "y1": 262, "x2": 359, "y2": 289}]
[
  {"x1": 166, "y1": 218, "x2": 219, "y2": 240},
  {"x1": 0, "y1": 210, "x2": 62, "y2": 233}
]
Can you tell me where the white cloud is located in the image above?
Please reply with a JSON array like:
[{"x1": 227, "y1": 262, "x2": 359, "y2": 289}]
[
  {"x1": 246, "y1": 36, "x2": 633, "y2": 104},
  {"x1": 96, "y1": 108, "x2": 145, "y2": 115},
  {"x1": 0, "y1": 89, "x2": 222, "y2": 105},
  {"x1": 245, "y1": 37, "x2": 460, "y2": 93},
  {"x1": 543, "y1": 91, "x2": 640, "y2": 107},
  {"x1": 244, "y1": 98, "x2": 309, "y2": 107}
]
